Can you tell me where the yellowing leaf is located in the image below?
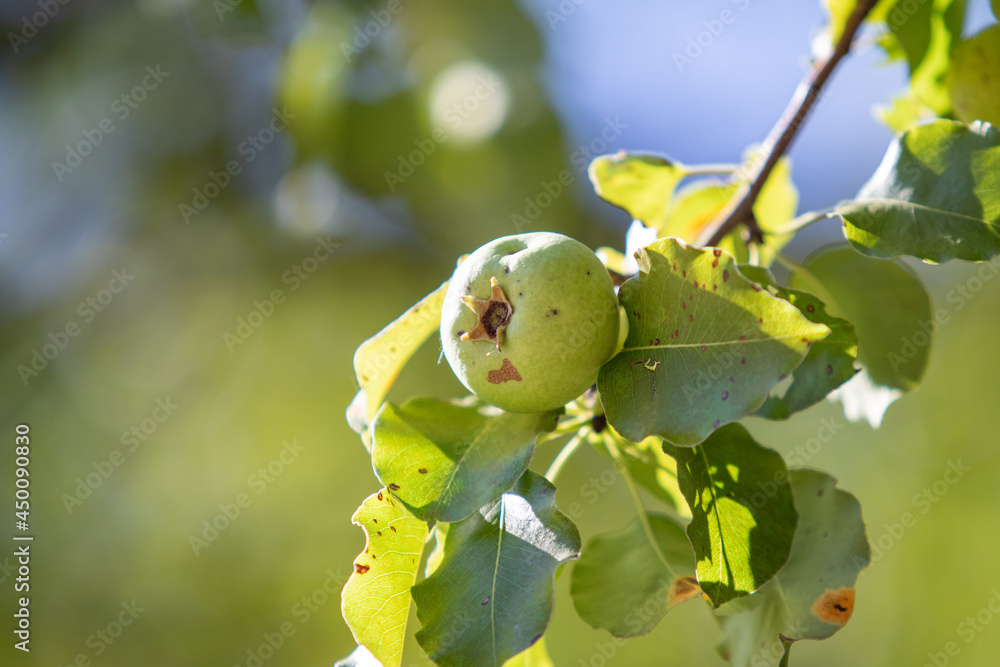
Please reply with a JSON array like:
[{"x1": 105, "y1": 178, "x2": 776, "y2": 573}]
[
  {"x1": 341, "y1": 490, "x2": 428, "y2": 667},
  {"x1": 353, "y1": 279, "x2": 448, "y2": 420}
]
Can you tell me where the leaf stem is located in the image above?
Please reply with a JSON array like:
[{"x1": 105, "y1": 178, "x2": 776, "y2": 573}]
[
  {"x1": 696, "y1": 0, "x2": 879, "y2": 248},
  {"x1": 679, "y1": 163, "x2": 740, "y2": 177},
  {"x1": 768, "y1": 208, "x2": 837, "y2": 235},
  {"x1": 602, "y1": 433, "x2": 676, "y2": 577},
  {"x1": 544, "y1": 432, "x2": 587, "y2": 482}
]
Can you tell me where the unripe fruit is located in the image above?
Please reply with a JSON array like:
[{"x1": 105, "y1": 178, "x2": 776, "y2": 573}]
[
  {"x1": 440, "y1": 232, "x2": 620, "y2": 413},
  {"x1": 948, "y1": 24, "x2": 1000, "y2": 126}
]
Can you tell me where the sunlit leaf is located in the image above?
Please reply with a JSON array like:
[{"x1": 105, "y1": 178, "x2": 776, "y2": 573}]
[
  {"x1": 840, "y1": 121, "x2": 1000, "y2": 263},
  {"x1": 342, "y1": 489, "x2": 428, "y2": 667},
  {"x1": 738, "y1": 266, "x2": 859, "y2": 420},
  {"x1": 948, "y1": 24, "x2": 1000, "y2": 126},
  {"x1": 503, "y1": 636, "x2": 554, "y2": 667},
  {"x1": 598, "y1": 238, "x2": 829, "y2": 445},
  {"x1": 372, "y1": 398, "x2": 559, "y2": 523},
  {"x1": 663, "y1": 424, "x2": 797, "y2": 607},
  {"x1": 570, "y1": 514, "x2": 699, "y2": 637},
  {"x1": 715, "y1": 469, "x2": 870, "y2": 667},
  {"x1": 792, "y1": 246, "x2": 932, "y2": 391},
  {"x1": 752, "y1": 156, "x2": 799, "y2": 267},
  {"x1": 873, "y1": 89, "x2": 935, "y2": 132},
  {"x1": 413, "y1": 471, "x2": 581, "y2": 667},
  {"x1": 588, "y1": 153, "x2": 685, "y2": 228},
  {"x1": 617, "y1": 435, "x2": 687, "y2": 513},
  {"x1": 353, "y1": 279, "x2": 449, "y2": 420}
]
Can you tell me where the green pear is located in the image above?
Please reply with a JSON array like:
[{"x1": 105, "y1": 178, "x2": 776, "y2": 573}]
[{"x1": 441, "y1": 232, "x2": 620, "y2": 413}]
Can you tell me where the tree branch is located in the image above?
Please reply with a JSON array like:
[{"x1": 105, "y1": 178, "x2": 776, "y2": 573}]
[{"x1": 696, "y1": 0, "x2": 879, "y2": 248}]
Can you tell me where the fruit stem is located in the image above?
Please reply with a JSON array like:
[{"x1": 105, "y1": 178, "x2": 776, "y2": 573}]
[
  {"x1": 544, "y1": 432, "x2": 587, "y2": 482},
  {"x1": 696, "y1": 0, "x2": 879, "y2": 248}
]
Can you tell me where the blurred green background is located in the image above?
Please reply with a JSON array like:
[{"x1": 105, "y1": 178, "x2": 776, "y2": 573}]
[{"x1": 2, "y1": 0, "x2": 1000, "y2": 665}]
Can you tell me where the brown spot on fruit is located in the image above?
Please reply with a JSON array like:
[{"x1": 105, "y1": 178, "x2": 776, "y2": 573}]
[
  {"x1": 482, "y1": 596, "x2": 491, "y2": 606},
  {"x1": 807, "y1": 304, "x2": 815, "y2": 313},
  {"x1": 811, "y1": 587, "x2": 855, "y2": 626},
  {"x1": 654, "y1": 338, "x2": 660, "y2": 345},
  {"x1": 354, "y1": 563, "x2": 370, "y2": 575},
  {"x1": 487, "y1": 358, "x2": 522, "y2": 384},
  {"x1": 551, "y1": 309, "x2": 558, "y2": 315},
  {"x1": 682, "y1": 302, "x2": 687, "y2": 309},
  {"x1": 418, "y1": 468, "x2": 428, "y2": 474},
  {"x1": 721, "y1": 391, "x2": 728, "y2": 400},
  {"x1": 826, "y1": 365, "x2": 833, "y2": 375},
  {"x1": 712, "y1": 259, "x2": 719, "y2": 268},
  {"x1": 377, "y1": 492, "x2": 383, "y2": 501},
  {"x1": 390, "y1": 526, "x2": 397, "y2": 532},
  {"x1": 738, "y1": 335, "x2": 746, "y2": 341},
  {"x1": 723, "y1": 270, "x2": 730, "y2": 282},
  {"x1": 668, "y1": 576, "x2": 703, "y2": 607},
  {"x1": 713, "y1": 419, "x2": 721, "y2": 428},
  {"x1": 389, "y1": 483, "x2": 400, "y2": 491},
  {"x1": 377, "y1": 531, "x2": 382, "y2": 536},
  {"x1": 713, "y1": 248, "x2": 722, "y2": 257},
  {"x1": 700, "y1": 345, "x2": 707, "y2": 352}
]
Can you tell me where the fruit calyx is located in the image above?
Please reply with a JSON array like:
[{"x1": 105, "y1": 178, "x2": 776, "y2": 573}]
[{"x1": 460, "y1": 276, "x2": 513, "y2": 351}]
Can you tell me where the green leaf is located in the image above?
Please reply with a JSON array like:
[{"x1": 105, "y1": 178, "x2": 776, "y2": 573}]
[
  {"x1": 650, "y1": 155, "x2": 797, "y2": 267},
  {"x1": 883, "y1": 0, "x2": 936, "y2": 74},
  {"x1": 820, "y1": 0, "x2": 894, "y2": 54},
  {"x1": 993, "y1": 0, "x2": 999, "y2": 19},
  {"x1": 663, "y1": 424, "x2": 797, "y2": 607},
  {"x1": 840, "y1": 120, "x2": 1000, "y2": 263},
  {"x1": 503, "y1": 636, "x2": 554, "y2": 667},
  {"x1": 616, "y1": 435, "x2": 687, "y2": 513},
  {"x1": 372, "y1": 398, "x2": 559, "y2": 523},
  {"x1": 570, "y1": 514, "x2": 699, "y2": 637},
  {"x1": 909, "y1": 0, "x2": 966, "y2": 114},
  {"x1": 413, "y1": 471, "x2": 581, "y2": 667},
  {"x1": 873, "y1": 89, "x2": 935, "y2": 133},
  {"x1": 791, "y1": 246, "x2": 932, "y2": 391},
  {"x1": 341, "y1": 489, "x2": 428, "y2": 667},
  {"x1": 738, "y1": 266, "x2": 859, "y2": 420},
  {"x1": 588, "y1": 153, "x2": 685, "y2": 228},
  {"x1": 598, "y1": 238, "x2": 830, "y2": 445},
  {"x1": 715, "y1": 469, "x2": 870, "y2": 667},
  {"x1": 353, "y1": 279, "x2": 449, "y2": 420},
  {"x1": 752, "y1": 156, "x2": 798, "y2": 267}
]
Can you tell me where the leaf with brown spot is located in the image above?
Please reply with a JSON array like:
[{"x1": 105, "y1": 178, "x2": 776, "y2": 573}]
[
  {"x1": 342, "y1": 489, "x2": 428, "y2": 667},
  {"x1": 664, "y1": 424, "x2": 798, "y2": 608},
  {"x1": 598, "y1": 238, "x2": 830, "y2": 446},
  {"x1": 571, "y1": 514, "x2": 697, "y2": 637},
  {"x1": 714, "y1": 469, "x2": 870, "y2": 667},
  {"x1": 737, "y1": 265, "x2": 860, "y2": 420}
]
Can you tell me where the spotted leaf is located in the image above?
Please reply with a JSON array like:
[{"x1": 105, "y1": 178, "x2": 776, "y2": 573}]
[
  {"x1": 598, "y1": 238, "x2": 830, "y2": 445},
  {"x1": 372, "y1": 398, "x2": 558, "y2": 523},
  {"x1": 714, "y1": 469, "x2": 870, "y2": 667},
  {"x1": 341, "y1": 489, "x2": 428, "y2": 667}
]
